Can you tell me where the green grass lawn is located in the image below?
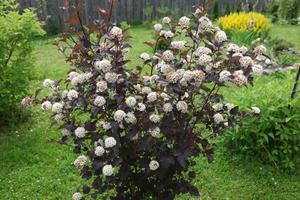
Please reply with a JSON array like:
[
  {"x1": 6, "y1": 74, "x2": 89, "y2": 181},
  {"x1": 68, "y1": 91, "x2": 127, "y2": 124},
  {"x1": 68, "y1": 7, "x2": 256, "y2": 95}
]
[{"x1": 0, "y1": 25, "x2": 300, "y2": 200}]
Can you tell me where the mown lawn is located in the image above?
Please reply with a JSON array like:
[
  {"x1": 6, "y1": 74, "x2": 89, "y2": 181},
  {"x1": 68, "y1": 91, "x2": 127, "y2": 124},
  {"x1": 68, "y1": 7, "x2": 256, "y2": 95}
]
[{"x1": 0, "y1": 24, "x2": 300, "y2": 200}]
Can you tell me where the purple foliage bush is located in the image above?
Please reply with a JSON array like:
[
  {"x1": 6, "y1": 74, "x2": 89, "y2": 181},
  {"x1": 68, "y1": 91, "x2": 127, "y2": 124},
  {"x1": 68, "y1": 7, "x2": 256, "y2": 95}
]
[{"x1": 32, "y1": 2, "x2": 265, "y2": 200}]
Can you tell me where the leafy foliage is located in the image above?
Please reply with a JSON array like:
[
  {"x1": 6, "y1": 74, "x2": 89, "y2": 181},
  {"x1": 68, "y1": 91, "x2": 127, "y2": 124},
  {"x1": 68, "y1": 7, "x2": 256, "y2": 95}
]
[
  {"x1": 224, "y1": 72, "x2": 300, "y2": 170},
  {"x1": 31, "y1": 2, "x2": 263, "y2": 200},
  {"x1": 0, "y1": 0, "x2": 45, "y2": 126}
]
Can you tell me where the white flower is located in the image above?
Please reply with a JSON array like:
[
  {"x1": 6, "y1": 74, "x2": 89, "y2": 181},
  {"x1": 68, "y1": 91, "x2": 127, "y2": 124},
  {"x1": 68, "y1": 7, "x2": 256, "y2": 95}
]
[
  {"x1": 143, "y1": 76, "x2": 151, "y2": 86},
  {"x1": 254, "y1": 45, "x2": 267, "y2": 55},
  {"x1": 137, "y1": 103, "x2": 146, "y2": 112},
  {"x1": 68, "y1": 72, "x2": 79, "y2": 80},
  {"x1": 149, "y1": 114, "x2": 160, "y2": 123},
  {"x1": 176, "y1": 101, "x2": 188, "y2": 113},
  {"x1": 181, "y1": 70, "x2": 194, "y2": 82},
  {"x1": 154, "y1": 23, "x2": 163, "y2": 32},
  {"x1": 142, "y1": 86, "x2": 152, "y2": 94},
  {"x1": 52, "y1": 102, "x2": 63, "y2": 114},
  {"x1": 43, "y1": 79, "x2": 55, "y2": 88},
  {"x1": 67, "y1": 90, "x2": 78, "y2": 100},
  {"x1": 163, "y1": 103, "x2": 173, "y2": 113},
  {"x1": 149, "y1": 160, "x2": 160, "y2": 171},
  {"x1": 105, "y1": 72, "x2": 118, "y2": 83},
  {"x1": 252, "y1": 64, "x2": 264, "y2": 76},
  {"x1": 94, "y1": 59, "x2": 112, "y2": 73},
  {"x1": 225, "y1": 103, "x2": 235, "y2": 111},
  {"x1": 198, "y1": 54, "x2": 212, "y2": 66},
  {"x1": 62, "y1": 128, "x2": 70, "y2": 136},
  {"x1": 109, "y1": 26, "x2": 123, "y2": 40},
  {"x1": 212, "y1": 103, "x2": 223, "y2": 111},
  {"x1": 102, "y1": 165, "x2": 113, "y2": 176},
  {"x1": 41, "y1": 101, "x2": 52, "y2": 111},
  {"x1": 149, "y1": 127, "x2": 162, "y2": 138},
  {"x1": 162, "y1": 17, "x2": 171, "y2": 24},
  {"x1": 102, "y1": 122, "x2": 111, "y2": 130},
  {"x1": 219, "y1": 70, "x2": 231, "y2": 82},
  {"x1": 227, "y1": 43, "x2": 239, "y2": 53},
  {"x1": 140, "y1": 52, "x2": 151, "y2": 61},
  {"x1": 193, "y1": 47, "x2": 212, "y2": 57},
  {"x1": 166, "y1": 71, "x2": 180, "y2": 83},
  {"x1": 126, "y1": 96, "x2": 137, "y2": 108},
  {"x1": 251, "y1": 107, "x2": 261, "y2": 114},
  {"x1": 71, "y1": 75, "x2": 84, "y2": 86},
  {"x1": 150, "y1": 75, "x2": 159, "y2": 83},
  {"x1": 213, "y1": 113, "x2": 224, "y2": 124},
  {"x1": 215, "y1": 31, "x2": 227, "y2": 43},
  {"x1": 94, "y1": 96, "x2": 106, "y2": 107},
  {"x1": 234, "y1": 74, "x2": 248, "y2": 86},
  {"x1": 178, "y1": 16, "x2": 190, "y2": 28},
  {"x1": 73, "y1": 155, "x2": 87, "y2": 169},
  {"x1": 72, "y1": 192, "x2": 83, "y2": 200},
  {"x1": 198, "y1": 16, "x2": 213, "y2": 31},
  {"x1": 171, "y1": 41, "x2": 186, "y2": 50},
  {"x1": 239, "y1": 56, "x2": 253, "y2": 68},
  {"x1": 96, "y1": 81, "x2": 108, "y2": 93},
  {"x1": 193, "y1": 70, "x2": 206, "y2": 82},
  {"x1": 105, "y1": 137, "x2": 117, "y2": 148},
  {"x1": 114, "y1": 110, "x2": 126, "y2": 122},
  {"x1": 239, "y1": 46, "x2": 248, "y2": 54},
  {"x1": 233, "y1": 70, "x2": 244, "y2": 77},
  {"x1": 83, "y1": 72, "x2": 93, "y2": 81},
  {"x1": 75, "y1": 127, "x2": 86, "y2": 138},
  {"x1": 54, "y1": 113, "x2": 64, "y2": 121},
  {"x1": 161, "y1": 50, "x2": 174, "y2": 62},
  {"x1": 61, "y1": 90, "x2": 68, "y2": 98},
  {"x1": 125, "y1": 112, "x2": 137, "y2": 124},
  {"x1": 158, "y1": 63, "x2": 174, "y2": 75},
  {"x1": 95, "y1": 146, "x2": 105, "y2": 157},
  {"x1": 162, "y1": 30, "x2": 174, "y2": 39},
  {"x1": 147, "y1": 92, "x2": 157, "y2": 102}
]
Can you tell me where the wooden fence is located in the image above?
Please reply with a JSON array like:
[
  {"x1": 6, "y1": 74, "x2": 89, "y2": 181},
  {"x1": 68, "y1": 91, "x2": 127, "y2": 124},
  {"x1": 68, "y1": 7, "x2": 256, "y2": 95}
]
[{"x1": 17, "y1": 0, "x2": 270, "y2": 32}]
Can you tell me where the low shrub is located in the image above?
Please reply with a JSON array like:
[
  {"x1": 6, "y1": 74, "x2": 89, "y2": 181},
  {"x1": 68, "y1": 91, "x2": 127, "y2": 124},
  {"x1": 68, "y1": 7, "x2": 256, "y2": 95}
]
[
  {"x1": 224, "y1": 73, "x2": 300, "y2": 170},
  {"x1": 218, "y1": 12, "x2": 271, "y2": 35},
  {"x1": 0, "y1": 1, "x2": 45, "y2": 126}
]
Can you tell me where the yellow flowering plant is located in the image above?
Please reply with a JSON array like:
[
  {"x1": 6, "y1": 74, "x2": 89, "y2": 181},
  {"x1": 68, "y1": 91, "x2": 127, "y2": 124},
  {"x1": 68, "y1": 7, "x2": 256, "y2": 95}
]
[{"x1": 218, "y1": 12, "x2": 271, "y2": 35}]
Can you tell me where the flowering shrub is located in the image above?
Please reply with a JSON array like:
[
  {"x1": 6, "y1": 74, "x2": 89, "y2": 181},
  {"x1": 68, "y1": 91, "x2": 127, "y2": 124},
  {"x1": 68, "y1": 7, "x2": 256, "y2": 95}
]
[
  {"x1": 218, "y1": 12, "x2": 271, "y2": 35},
  {"x1": 33, "y1": 2, "x2": 265, "y2": 199}
]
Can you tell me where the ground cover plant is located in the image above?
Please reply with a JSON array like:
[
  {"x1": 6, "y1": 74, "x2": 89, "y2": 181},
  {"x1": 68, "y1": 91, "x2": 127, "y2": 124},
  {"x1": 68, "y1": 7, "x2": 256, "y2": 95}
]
[{"x1": 22, "y1": 1, "x2": 273, "y2": 199}]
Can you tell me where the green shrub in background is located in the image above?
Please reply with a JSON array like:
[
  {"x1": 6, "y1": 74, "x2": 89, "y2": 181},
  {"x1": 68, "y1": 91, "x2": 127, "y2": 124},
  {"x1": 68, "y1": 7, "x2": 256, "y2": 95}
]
[
  {"x1": 279, "y1": 0, "x2": 299, "y2": 21},
  {"x1": 224, "y1": 73, "x2": 300, "y2": 170},
  {"x1": 0, "y1": 1, "x2": 45, "y2": 126}
]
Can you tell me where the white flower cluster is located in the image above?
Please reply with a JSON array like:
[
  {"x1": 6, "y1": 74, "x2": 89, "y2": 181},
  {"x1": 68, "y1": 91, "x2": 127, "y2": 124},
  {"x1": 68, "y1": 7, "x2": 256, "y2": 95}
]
[
  {"x1": 114, "y1": 110, "x2": 126, "y2": 122},
  {"x1": 198, "y1": 16, "x2": 213, "y2": 31},
  {"x1": 254, "y1": 45, "x2": 267, "y2": 55},
  {"x1": 178, "y1": 16, "x2": 190, "y2": 28},
  {"x1": 95, "y1": 146, "x2": 105, "y2": 156},
  {"x1": 105, "y1": 72, "x2": 118, "y2": 83},
  {"x1": 149, "y1": 114, "x2": 160, "y2": 123},
  {"x1": 161, "y1": 50, "x2": 174, "y2": 62},
  {"x1": 213, "y1": 113, "x2": 224, "y2": 124},
  {"x1": 105, "y1": 137, "x2": 117, "y2": 148},
  {"x1": 71, "y1": 72, "x2": 92, "y2": 86},
  {"x1": 41, "y1": 101, "x2": 52, "y2": 111},
  {"x1": 149, "y1": 127, "x2": 161, "y2": 138},
  {"x1": 215, "y1": 30, "x2": 227, "y2": 43},
  {"x1": 95, "y1": 59, "x2": 112, "y2": 73},
  {"x1": 67, "y1": 90, "x2": 78, "y2": 100},
  {"x1": 75, "y1": 127, "x2": 87, "y2": 138},
  {"x1": 252, "y1": 64, "x2": 264, "y2": 76},
  {"x1": 94, "y1": 96, "x2": 106, "y2": 107},
  {"x1": 160, "y1": 30, "x2": 174, "y2": 39},
  {"x1": 96, "y1": 81, "x2": 108, "y2": 93},
  {"x1": 154, "y1": 23, "x2": 162, "y2": 32},
  {"x1": 140, "y1": 52, "x2": 150, "y2": 61},
  {"x1": 126, "y1": 96, "x2": 137, "y2": 108},
  {"x1": 125, "y1": 112, "x2": 137, "y2": 124},
  {"x1": 171, "y1": 41, "x2": 186, "y2": 50},
  {"x1": 73, "y1": 155, "x2": 87, "y2": 169},
  {"x1": 109, "y1": 26, "x2": 123, "y2": 40},
  {"x1": 52, "y1": 102, "x2": 63, "y2": 114},
  {"x1": 251, "y1": 106, "x2": 261, "y2": 114},
  {"x1": 198, "y1": 54, "x2": 212, "y2": 66},
  {"x1": 163, "y1": 103, "x2": 173, "y2": 113},
  {"x1": 219, "y1": 70, "x2": 231, "y2": 82},
  {"x1": 147, "y1": 92, "x2": 157, "y2": 102},
  {"x1": 176, "y1": 101, "x2": 188, "y2": 113},
  {"x1": 102, "y1": 164, "x2": 113, "y2": 176},
  {"x1": 43, "y1": 79, "x2": 55, "y2": 88},
  {"x1": 72, "y1": 192, "x2": 83, "y2": 200},
  {"x1": 193, "y1": 47, "x2": 212, "y2": 57},
  {"x1": 162, "y1": 17, "x2": 171, "y2": 24},
  {"x1": 149, "y1": 160, "x2": 160, "y2": 171},
  {"x1": 239, "y1": 56, "x2": 253, "y2": 68}
]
